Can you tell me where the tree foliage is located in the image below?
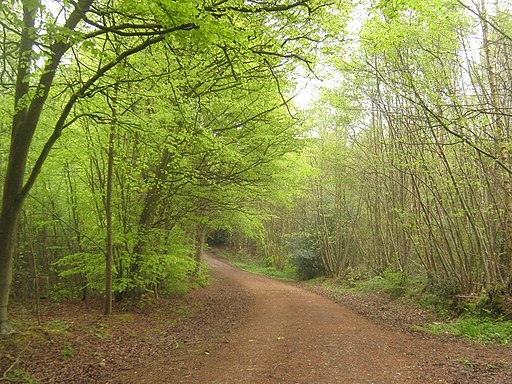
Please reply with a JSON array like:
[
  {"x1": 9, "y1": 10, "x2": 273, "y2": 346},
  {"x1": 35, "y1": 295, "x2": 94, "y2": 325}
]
[
  {"x1": 0, "y1": 0, "x2": 343, "y2": 332},
  {"x1": 280, "y1": 0, "x2": 512, "y2": 309}
]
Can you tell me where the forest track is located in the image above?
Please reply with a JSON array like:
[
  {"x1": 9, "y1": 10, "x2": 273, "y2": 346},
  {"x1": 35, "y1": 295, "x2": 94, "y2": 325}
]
[
  {"x1": 168, "y1": 255, "x2": 512, "y2": 384},
  {"x1": 182, "y1": 256, "x2": 418, "y2": 383},
  {"x1": 10, "y1": 254, "x2": 510, "y2": 383}
]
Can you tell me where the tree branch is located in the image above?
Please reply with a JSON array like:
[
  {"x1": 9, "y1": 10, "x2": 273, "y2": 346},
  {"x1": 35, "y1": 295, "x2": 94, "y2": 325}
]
[
  {"x1": 206, "y1": 1, "x2": 312, "y2": 14},
  {"x1": 29, "y1": 194, "x2": 106, "y2": 254},
  {"x1": 20, "y1": 23, "x2": 198, "y2": 201},
  {"x1": 457, "y1": 0, "x2": 512, "y2": 43}
]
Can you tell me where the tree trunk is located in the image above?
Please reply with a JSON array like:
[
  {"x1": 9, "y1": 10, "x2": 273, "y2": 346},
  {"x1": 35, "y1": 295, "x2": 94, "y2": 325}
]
[
  {"x1": 105, "y1": 89, "x2": 117, "y2": 316},
  {"x1": 195, "y1": 225, "x2": 208, "y2": 276},
  {"x1": 0, "y1": 0, "x2": 95, "y2": 335},
  {"x1": 30, "y1": 246, "x2": 41, "y2": 326},
  {"x1": 0, "y1": 2, "x2": 38, "y2": 334},
  {"x1": 0, "y1": 204, "x2": 23, "y2": 334}
]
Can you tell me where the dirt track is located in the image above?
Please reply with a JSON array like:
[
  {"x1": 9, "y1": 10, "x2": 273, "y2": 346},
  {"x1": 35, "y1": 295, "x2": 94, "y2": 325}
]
[
  {"x1": 5, "y1": 254, "x2": 512, "y2": 383},
  {"x1": 182, "y1": 256, "x2": 421, "y2": 383},
  {"x1": 122, "y1": 255, "x2": 512, "y2": 384}
]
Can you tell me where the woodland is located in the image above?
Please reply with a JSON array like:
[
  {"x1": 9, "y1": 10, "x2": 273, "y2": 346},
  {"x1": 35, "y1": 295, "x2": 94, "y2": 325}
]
[{"x1": 1, "y1": 0, "x2": 512, "y2": 343}]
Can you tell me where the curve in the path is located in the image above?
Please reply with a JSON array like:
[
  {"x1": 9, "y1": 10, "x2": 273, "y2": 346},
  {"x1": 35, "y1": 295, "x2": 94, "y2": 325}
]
[{"x1": 183, "y1": 256, "x2": 422, "y2": 384}]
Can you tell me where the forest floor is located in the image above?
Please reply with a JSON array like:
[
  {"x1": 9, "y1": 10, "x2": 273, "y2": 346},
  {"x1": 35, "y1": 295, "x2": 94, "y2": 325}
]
[{"x1": 2, "y1": 255, "x2": 512, "y2": 383}]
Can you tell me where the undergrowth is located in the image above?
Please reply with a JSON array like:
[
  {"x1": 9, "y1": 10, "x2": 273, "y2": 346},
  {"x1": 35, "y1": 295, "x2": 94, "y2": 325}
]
[
  {"x1": 425, "y1": 317, "x2": 512, "y2": 346},
  {"x1": 312, "y1": 270, "x2": 512, "y2": 347},
  {"x1": 231, "y1": 261, "x2": 298, "y2": 281}
]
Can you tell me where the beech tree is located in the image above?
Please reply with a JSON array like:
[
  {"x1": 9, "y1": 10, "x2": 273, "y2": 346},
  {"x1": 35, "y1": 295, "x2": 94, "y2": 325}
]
[{"x1": 0, "y1": 0, "x2": 341, "y2": 333}]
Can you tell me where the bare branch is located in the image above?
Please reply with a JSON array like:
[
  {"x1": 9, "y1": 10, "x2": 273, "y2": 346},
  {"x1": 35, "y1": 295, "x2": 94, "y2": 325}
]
[{"x1": 456, "y1": 0, "x2": 512, "y2": 43}]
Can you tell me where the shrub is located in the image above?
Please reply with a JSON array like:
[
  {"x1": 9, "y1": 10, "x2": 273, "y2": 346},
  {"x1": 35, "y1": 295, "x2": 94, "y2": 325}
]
[
  {"x1": 52, "y1": 227, "x2": 196, "y2": 298},
  {"x1": 483, "y1": 286, "x2": 512, "y2": 319},
  {"x1": 52, "y1": 252, "x2": 105, "y2": 298},
  {"x1": 141, "y1": 253, "x2": 196, "y2": 294},
  {"x1": 286, "y1": 234, "x2": 324, "y2": 280}
]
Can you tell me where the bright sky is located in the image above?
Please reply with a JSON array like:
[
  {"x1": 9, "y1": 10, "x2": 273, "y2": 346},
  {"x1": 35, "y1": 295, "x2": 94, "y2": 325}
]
[{"x1": 293, "y1": 77, "x2": 322, "y2": 110}]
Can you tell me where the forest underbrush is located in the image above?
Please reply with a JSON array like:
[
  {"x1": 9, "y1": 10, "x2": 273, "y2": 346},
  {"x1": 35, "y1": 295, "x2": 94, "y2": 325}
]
[{"x1": 0, "y1": 268, "x2": 250, "y2": 383}]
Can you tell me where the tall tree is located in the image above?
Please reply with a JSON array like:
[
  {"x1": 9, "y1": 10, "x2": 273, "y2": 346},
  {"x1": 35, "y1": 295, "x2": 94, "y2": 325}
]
[{"x1": 0, "y1": 0, "x2": 339, "y2": 333}]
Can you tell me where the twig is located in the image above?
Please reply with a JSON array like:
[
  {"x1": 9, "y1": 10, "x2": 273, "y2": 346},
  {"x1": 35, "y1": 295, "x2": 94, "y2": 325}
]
[
  {"x1": 28, "y1": 194, "x2": 106, "y2": 255},
  {"x1": 1, "y1": 339, "x2": 33, "y2": 382}
]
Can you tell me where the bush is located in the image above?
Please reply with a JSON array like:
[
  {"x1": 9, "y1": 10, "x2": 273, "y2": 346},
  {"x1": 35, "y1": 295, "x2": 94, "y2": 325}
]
[
  {"x1": 483, "y1": 286, "x2": 512, "y2": 319},
  {"x1": 52, "y1": 227, "x2": 196, "y2": 298},
  {"x1": 286, "y1": 234, "x2": 324, "y2": 280},
  {"x1": 141, "y1": 253, "x2": 196, "y2": 294},
  {"x1": 416, "y1": 278, "x2": 461, "y2": 316},
  {"x1": 52, "y1": 252, "x2": 105, "y2": 297}
]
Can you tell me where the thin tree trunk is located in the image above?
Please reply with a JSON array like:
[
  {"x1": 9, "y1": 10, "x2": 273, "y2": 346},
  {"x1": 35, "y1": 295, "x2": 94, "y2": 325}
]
[
  {"x1": 0, "y1": 208, "x2": 22, "y2": 334},
  {"x1": 30, "y1": 246, "x2": 41, "y2": 326},
  {"x1": 195, "y1": 225, "x2": 208, "y2": 276},
  {"x1": 105, "y1": 89, "x2": 117, "y2": 316}
]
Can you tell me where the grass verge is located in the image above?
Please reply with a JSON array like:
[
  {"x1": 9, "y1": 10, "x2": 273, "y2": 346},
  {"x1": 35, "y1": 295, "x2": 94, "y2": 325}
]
[
  {"x1": 231, "y1": 261, "x2": 298, "y2": 281},
  {"x1": 422, "y1": 317, "x2": 512, "y2": 346}
]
